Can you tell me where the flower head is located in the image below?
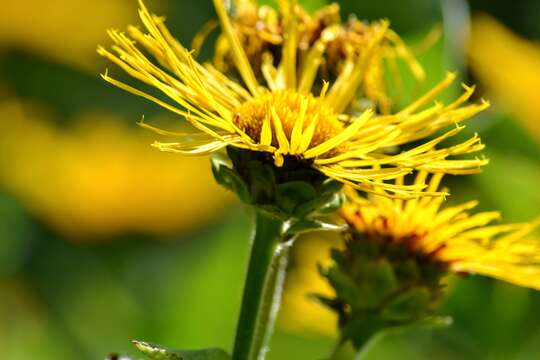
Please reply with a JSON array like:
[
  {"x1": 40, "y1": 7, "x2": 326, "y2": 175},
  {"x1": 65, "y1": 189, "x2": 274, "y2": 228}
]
[
  {"x1": 341, "y1": 171, "x2": 540, "y2": 289},
  {"x1": 212, "y1": 0, "x2": 426, "y2": 113},
  {"x1": 98, "y1": 0, "x2": 489, "y2": 198},
  {"x1": 316, "y1": 172, "x2": 540, "y2": 347}
]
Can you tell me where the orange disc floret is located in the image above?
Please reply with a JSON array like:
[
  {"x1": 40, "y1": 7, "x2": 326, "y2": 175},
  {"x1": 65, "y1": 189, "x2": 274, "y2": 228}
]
[{"x1": 235, "y1": 90, "x2": 343, "y2": 150}]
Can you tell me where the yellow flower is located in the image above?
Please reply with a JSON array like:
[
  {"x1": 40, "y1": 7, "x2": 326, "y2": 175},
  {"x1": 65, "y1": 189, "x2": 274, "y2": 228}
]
[
  {"x1": 342, "y1": 172, "x2": 540, "y2": 290},
  {"x1": 98, "y1": 0, "x2": 489, "y2": 198},
  {"x1": 0, "y1": 99, "x2": 230, "y2": 240},
  {"x1": 211, "y1": 0, "x2": 425, "y2": 114},
  {"x1": 469, "y1": 13, "x2": 540, "y2": 142}
]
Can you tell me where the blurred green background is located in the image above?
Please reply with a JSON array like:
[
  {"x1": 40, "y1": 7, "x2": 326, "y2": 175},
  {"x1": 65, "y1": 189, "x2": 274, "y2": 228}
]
[{"x1": 1, "y1": 0, "x2": 540, "y2": 359}]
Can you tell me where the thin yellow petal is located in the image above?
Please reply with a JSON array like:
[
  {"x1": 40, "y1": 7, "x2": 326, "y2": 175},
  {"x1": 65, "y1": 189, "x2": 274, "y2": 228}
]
[
  {"x1": 398, "y1": 72, "x2": 456, "y2": 115},
  {"x1": 270, "y1": 106, "x2": 290, "y2": 154},
  {"x1": 290, "y1": 99, "x2": 308, "y2": 154},
  {"x1": 260, "y1": 112, "x2": 273, "y2": 147},
  {"x1": 212, "y1": 0, "x2": 260, "y2": 95},
  {"x1": 297, "y1": 114, "x2": 319, "y2": 154},
  {"x1": 304, "y1": 110, "x2": 373, "y2": 159}
]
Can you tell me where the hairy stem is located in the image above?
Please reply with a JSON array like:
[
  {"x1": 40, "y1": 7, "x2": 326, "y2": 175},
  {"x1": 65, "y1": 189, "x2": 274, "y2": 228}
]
[{"x1": 232, "y1": 210, "x2": 291, "y2": 360}]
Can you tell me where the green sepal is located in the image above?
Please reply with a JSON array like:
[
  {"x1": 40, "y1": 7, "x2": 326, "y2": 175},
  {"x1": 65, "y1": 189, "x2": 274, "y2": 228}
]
[
  {"x1": 246, "y1": 160, "x2": 276, "y2": 203},
  {"x1": 315, "y1": 192, "x2": 345, "y2": 215},
  {"x1": 323, "y1": 266, "x2": 363, "y2": 308},
  {"x1": 319, "y1": 231, "x2": 449, "y2": 351},
  {"x1": 276, "y1": 181, "x2": 317, "y2": 214},
  {"x1": 133, "y1": 341, "x2": 231, "y2": 360},
  {"x1": 294, "y1": 179, "x2": 343, "y2": 217},
  {"x1": 210, "y1": 153, "x2": 250, "y2": 203},
  {"x1": 320, "y1": 178, "x2": 344, "y2": 195},
  {"x1": 381, "y1": 287, "x2": 431, "y2": 322},
  {"x1": 294, "y1": 191, "x2": 343, "y2": 218},
  {"x1": 324, "y1": 259, "x2": 401, "y2": 310},
  {"x1": 211, "y1": 149, "x2": 345, "y2": 221},
  {"x1": 311, "y1": 294, "x2": 342, "y2": 313},
  {"x1": 283, "y1": 218, "x2": 346, "y2": 237},
  {"x1": 394, "y1": 259, "x2": 421, "y2": 283},
  {"x1": 341, "y1": 312, "x2": 385, "y2": 350},
  {"x1": 356, "y1": 259, "x2": 400, "y2": 309}
]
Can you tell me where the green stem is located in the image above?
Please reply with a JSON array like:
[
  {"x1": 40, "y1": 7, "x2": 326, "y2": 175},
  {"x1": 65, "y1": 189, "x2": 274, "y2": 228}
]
[{"x1": 232, "y1": 210, "x2": 292, "y2": 360}]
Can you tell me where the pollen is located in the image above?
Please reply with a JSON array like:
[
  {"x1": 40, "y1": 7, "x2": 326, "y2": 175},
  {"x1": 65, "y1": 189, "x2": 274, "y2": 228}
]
[{"x1": 234, "y1": 90, "x2": 344, "y2": 152}]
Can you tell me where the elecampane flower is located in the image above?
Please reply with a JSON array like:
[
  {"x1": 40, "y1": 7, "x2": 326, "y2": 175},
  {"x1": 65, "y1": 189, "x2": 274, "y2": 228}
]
[
  {"x1": 98, "y1": 0, "x2": 488, "y2": 198},
  {"x1": 211, "y1": 0, "x2": 427, "y2": 114},
  {"x1": 342, "y1": 171, "x2": 540, "y2": 290}
]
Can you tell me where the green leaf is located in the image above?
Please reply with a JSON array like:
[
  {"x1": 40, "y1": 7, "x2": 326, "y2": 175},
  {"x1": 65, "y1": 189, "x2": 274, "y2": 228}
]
[{"x1": 133, "y1": 341, "x2": 231, "y2": 360}]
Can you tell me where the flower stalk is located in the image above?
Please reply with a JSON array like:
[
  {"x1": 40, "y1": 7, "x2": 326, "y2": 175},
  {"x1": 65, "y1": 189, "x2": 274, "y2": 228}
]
[{"x1": 233, "y1": 210, "x2": 292, "y2": 360}]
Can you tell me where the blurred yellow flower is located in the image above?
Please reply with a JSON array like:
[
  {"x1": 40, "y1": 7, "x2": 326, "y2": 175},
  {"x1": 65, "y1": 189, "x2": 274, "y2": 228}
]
[
  {"x1": 0, "y1": 0, "x2": 165, "y2": 71},
  {"x1": 469, "y1": 14, "x2": 540, "y2": 141},
  {"x1": 279, "y1": 233, "x2": 341, "y2": 337},
  {"x1": 0, "y1": 99, "x2": 230, "y2": 240}
]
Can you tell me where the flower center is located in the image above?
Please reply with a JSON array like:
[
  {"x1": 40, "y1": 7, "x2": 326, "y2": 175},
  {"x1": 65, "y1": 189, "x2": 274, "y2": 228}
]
[
  {"x1": 344, "y1": 210, "x2": 449, "y2": 265},
  {"x1": 234, "y1": 90, "x2": 343, "y2": 151}
]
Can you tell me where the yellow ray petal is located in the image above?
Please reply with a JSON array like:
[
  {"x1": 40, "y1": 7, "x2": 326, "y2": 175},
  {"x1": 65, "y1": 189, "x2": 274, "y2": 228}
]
[
  {"x1": 398, "y1": 72, "x2": 456, "y2": 115},
  {"x1": 304, "y1": 110, "x2": 373, "y2": 159},
  {"x1": 212, "y1": 0, "x2": 260, "y2": 95}
]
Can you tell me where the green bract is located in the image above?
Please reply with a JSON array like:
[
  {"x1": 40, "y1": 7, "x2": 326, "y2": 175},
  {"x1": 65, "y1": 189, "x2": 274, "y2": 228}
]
[
  {"x1": 211, "y1": 147, "x2": 344, "y2": 222},
  {"x1": 319, "y1": 231, "x2": 451, "y2": 350}
]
